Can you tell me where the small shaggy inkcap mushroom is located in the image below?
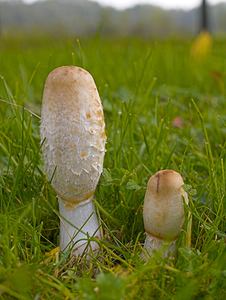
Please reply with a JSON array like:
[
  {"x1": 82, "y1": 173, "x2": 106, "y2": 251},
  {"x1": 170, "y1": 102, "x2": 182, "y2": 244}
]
[
  {"x1": 143, "y1": 170, "x2": 187, "y2": 258},
  {"x1": 41, "y1": 66, "x2": 106, "y2": 256}
]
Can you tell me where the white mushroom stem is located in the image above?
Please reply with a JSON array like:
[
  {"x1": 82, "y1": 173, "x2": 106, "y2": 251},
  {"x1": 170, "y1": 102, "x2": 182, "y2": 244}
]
[
  {"x1": 142, "y1": 170, "x2": 187, "y2": 259},
  {"x1": 59, "y1": 197, "x2": 101, "y2": 256},
  {"x1": 143, "y1": 234, "x2": 176, "y2": 258},
  {"x1": 41, "y1": 66, "x2": 106, "y2": 257}
]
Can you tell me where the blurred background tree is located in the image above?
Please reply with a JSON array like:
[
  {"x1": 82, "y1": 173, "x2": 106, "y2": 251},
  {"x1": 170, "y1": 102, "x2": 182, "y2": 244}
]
[
  {"x1": 0, "y1": 0, "x2": 225, "y2": 37},
  {"x1": 201, "y1": 0, "x2": 209, "y2": 32}
]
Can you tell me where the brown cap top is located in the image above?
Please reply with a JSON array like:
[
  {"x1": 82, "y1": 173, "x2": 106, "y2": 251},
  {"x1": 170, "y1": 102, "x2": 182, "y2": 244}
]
[
  {"x1": 147, "y1": 170, "x2": 184, "y2": 196},
  {"x1": 45, "y1": 66, "x2": 93, "y2": 87}
]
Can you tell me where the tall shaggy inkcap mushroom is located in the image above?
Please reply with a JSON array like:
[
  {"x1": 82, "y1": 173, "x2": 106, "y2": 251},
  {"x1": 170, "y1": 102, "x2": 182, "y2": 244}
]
[
  {"x1": 41, "y1": 66, "x2": 106, "y2": 256},
  {"x1": 143, "y1": 170, "x2": 188, "y2": 259}
]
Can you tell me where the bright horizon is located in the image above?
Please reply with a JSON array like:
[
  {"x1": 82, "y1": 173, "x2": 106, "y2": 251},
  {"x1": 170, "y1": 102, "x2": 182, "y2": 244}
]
[{"x1": 23, "y1": 0, "x2": 226, "y2": 10}]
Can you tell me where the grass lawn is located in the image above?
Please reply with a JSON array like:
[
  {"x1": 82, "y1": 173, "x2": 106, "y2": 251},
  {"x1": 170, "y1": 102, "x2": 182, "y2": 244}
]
[{"x1": 0, "y1": 35, "x2": 225, "y2": 299}]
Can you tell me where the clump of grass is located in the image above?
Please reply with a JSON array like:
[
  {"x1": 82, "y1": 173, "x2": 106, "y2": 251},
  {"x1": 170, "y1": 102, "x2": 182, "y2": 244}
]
[{"x1": 0, "y1": 35, "x2": 225, "y2": 299}]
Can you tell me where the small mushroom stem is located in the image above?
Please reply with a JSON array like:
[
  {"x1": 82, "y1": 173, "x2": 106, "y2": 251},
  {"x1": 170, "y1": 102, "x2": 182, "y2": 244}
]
[
  {"x1": 142, "y1": 170, "x2": 187, "y2": 260},
  {"x1": 59, "y1": 197, "x2": 101, "y2": 256},
  {"x1": 143, "y1": 234, "x2": 177, "y2": 259}
]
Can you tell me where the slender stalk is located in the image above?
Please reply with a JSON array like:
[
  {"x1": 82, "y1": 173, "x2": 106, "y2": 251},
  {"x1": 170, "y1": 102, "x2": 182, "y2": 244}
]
[
  {"x1": 143, "y1": 234, "x2": 176, "y2": 259},
  {"x1": 59, "y1": 197, "x2": 102, "y2": 256}
]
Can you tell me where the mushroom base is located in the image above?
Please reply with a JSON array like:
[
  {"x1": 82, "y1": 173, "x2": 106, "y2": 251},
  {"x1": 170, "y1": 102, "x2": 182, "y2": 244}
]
[
  {"x1": 59, "y1": 197, "x2": 102, "y2": 257},
  {"x1": 142, "y1": 233, "x2": 176, "y2": 260}
]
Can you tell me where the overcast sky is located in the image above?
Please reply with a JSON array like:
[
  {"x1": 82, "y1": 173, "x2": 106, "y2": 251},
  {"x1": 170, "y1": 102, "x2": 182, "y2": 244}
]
[{"x1": 23, "y1": 0, "x2": 226, "y2": 10}]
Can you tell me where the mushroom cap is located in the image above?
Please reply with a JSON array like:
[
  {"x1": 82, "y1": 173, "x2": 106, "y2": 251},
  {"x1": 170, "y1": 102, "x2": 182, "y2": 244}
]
[
  {"x1": 143, "y1": 170, "x2": 185, "y2": 241},
  {"x1": 40, "y1": 66, "x2": 106, "y2": 205}
]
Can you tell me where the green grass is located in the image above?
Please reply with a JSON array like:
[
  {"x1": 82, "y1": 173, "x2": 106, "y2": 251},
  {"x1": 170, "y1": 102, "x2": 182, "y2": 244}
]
[{"x1": 0, "y1": 35, "x2": 225, "y2": 299}]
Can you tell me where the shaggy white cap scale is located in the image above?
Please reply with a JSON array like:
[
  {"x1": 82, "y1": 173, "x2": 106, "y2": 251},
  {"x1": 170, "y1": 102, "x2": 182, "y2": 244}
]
[{"x1": 41, "y1": 66, "x2": 106, "y2": 205}]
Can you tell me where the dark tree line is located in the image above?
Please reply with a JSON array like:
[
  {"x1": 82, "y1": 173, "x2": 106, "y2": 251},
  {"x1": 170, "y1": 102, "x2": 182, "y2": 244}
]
[{"x1": 0, "y1": 0, "x2": 215, "y2": 37}]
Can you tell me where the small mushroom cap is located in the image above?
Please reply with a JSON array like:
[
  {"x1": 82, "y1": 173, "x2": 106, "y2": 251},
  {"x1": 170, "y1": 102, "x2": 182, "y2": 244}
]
[
  {"x1": 143, "y1": 170, "x2": 185, "y2": 241},
  {"x1": 41, "y1": 66, "x2": 106, "y2": 205}
]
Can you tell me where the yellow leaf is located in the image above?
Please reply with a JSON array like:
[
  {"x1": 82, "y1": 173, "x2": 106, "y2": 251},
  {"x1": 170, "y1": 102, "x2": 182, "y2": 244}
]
[
  {"x1": 45, "y1": 247, "x2": 60, "y2": 257},
  {"x1": 191, "y1": 31, "x2": 212, "y2": 61}
]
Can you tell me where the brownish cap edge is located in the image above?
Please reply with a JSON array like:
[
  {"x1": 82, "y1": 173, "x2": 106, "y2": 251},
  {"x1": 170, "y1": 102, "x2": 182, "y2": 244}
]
[
  {"x1": 147, "y1": 169, "x2": 184, "y2": 194},
  {"x1": 47, "y1": 65, "x2": 92, "y2": 80},
  {"x1": 43, "y1": 66, "x2": 95, "y2": 91},
  {"x1": 42, "y1": 65, "x2": 99, "y2": 108}
]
